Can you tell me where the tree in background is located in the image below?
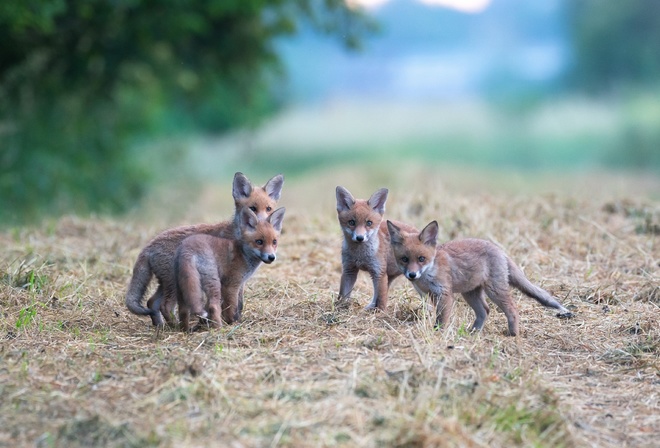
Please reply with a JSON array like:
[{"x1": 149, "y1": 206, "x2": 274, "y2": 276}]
[
  {"x1": 567, "y1": 0, "x2": 660, "y2": 92},
  {"x1": 567, "y1": 0, "x2": 660, "y2": 168},
  {"x1": 0, "y1": 0, "x2": 372, "y2": 222}
]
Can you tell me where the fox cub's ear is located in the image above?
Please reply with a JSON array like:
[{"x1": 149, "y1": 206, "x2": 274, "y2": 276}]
[
  {"x1": 264, "y1": 174, "x2": 284, "y2": 201},
  {"x1": 419, "y1": 221, "x2": 439, "y2": 247},
  {"x1": 387, "y1": 220, "x2": 403, "y2": 245},
  {"x1": 268, "y1": 207, "x2": 286, "y2": 232},
  {"x1": 233, "y1": 172, "x2": 253, "y2": 200},
  {"x1": 368, "y1": 188, "x2": 388, "y2": 215},
  {"x1": 336, "y1": 186, "x2": 355, "y2": 212},
  {"x1": 240, "y1": 207, "x2": 259, "y2": 231}
]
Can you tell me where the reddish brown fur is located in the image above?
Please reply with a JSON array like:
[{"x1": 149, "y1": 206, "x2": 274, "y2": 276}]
[
  {"x1": 335, "y1": 186, "x2": 417, "y2": 311},
  {"x1": 175, "y1": 207, "x2": 285, "y2": 332},
  {"x1": 388, "y1": 220, "x2": 572, "y2": 335},
  {"x1": 125, "y1": 173, "x2": 284, "y2": 326}
]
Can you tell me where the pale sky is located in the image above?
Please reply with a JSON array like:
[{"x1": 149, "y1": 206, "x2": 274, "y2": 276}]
[{"x1": 346, "y1": 0, "x2": 492, "y2": 13}]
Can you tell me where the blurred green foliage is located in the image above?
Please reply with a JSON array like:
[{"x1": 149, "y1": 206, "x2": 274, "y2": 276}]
[
  {"x1": 567, "y1": 0, "x2": 660, "y2": 169},
  {"x1": 567, "y1": 0, "x2": 660, "y2": 92},
  {"x1": 0, "y1": 0, "x2": 372, "y2": 222},
  {"x1": 2, "y1": 1, "x2": 658, "y2": 223}
]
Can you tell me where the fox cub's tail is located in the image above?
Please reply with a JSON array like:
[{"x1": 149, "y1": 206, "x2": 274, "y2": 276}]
[
  {"x1": 125, "y1": 252, "x2": 156, "y2": 317},
  {"x1": 507, "y1": 258, "x2": 571, "y2": 315}
]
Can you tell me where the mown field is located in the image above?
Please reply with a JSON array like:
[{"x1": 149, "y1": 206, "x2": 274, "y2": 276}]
[{"x1": 1, "y1": 165, "x2": 658, "y2": 447}]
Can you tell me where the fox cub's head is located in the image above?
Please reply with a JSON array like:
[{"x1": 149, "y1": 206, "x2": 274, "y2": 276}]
[
  {"x1": 387, "y1": 220, "x2": 439, "y2": 280},
  {"x1": 240, "y1": 207, "x2": 286, "y2": 264},
  {"x1": 336, "y1": 186, "x2": 388, "y2": 243},
  {"x1": 233, "y1": 172, "x2": 284, "y2": 220}
]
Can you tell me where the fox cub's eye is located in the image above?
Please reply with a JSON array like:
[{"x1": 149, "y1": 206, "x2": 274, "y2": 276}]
[
  {"x1": 249, "y1": 206, "x2": 257, "y2": 212},
  {"x1": 256, "y1": 239, "x2": 264, "y2": 245},
  {"x1": 366, "y1": 220, "x2": 373, "y2": 227},
  {"x1": 266, "y1": 206, "x2": 272, "y2": 212},
  {"x1": 273, "y1": 239, "x2": 277, "y2": 246},
  {"x1": 401, "y1": 256, "x2": 409, "y2": 263},
  {"x1": 418, "y1": 256, "x2": 426, "y2": 262},
  {"x1": 348, "y1": 219, "x2": 356, "y2": 226}
]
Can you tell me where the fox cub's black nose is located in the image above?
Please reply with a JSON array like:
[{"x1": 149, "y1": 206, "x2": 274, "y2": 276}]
[
  {"x1": 268, "y1": 254, "x2": 276, "y2": 262},
  {"x1": 355, "y1": 235, "x2": 365, "y2": 242},
  {"x1": 407, "y1": 272, "x2": 418, "y2": 280}
]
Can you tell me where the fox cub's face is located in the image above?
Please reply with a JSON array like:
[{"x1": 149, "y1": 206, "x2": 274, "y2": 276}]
[
  {"x1": 233, "y1": 172, "x2": 284, "y2": 220},
  {"x1": 387, "y1": 220, "x2": 439, "y2": 280},
  {"x1": 240, "y1": 207, "x2": 286, "y2": 264},
  {"x1": 336, "y1": 186, "x2": 388, "y2": 243}
]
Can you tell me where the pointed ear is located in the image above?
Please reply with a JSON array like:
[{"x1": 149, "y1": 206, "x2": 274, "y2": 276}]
[
  {"x1": 336, "y1": 186, "x2": 355, "y2": 212},
  {"x1": 419, "y1": 221, "x2": 439, "y2": 247},
  {"x1": 240, "y1": 207, "x2": 259, "y2": 231},
  {"x1": 263, "y1": 174, "x2": 284, "y2": 201},
  {"x1": 267, "y1": 207, "x2": 286, "y2": 232},
  {"x1": 368, "y1": 188, "x2": 388, "y2": 215},
  {"x1": 386, "y1": 220, "x2": 403, "y2": 245},
  {"x1": 233, "y1": 172, "x2": 252, "y2": 200}
]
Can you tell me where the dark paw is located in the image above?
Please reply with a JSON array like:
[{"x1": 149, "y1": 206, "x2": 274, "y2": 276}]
[
  {"x1": 556, "y1": 311, "x2": 575, "y2": 319},
  {"x1": 190, "y1": 321, "x2": 209, "y2": 333}
]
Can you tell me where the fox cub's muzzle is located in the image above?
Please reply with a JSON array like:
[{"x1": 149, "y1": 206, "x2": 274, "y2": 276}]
[
  {"x1": 406, "y1": 271, "x2": 420, "y2": 280},
  {"x1": 351, "y1": 227, "x2": 374, "y2": 243},
  {"x1": 261, "y1": 253, "x2": 276, "y2": 264}
]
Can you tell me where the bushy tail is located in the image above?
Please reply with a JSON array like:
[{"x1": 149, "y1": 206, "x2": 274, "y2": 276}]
[
  {"x1": 507, "y1": 258, "x2": 570, "y2": 314},
  {"x1": 125, "y1": 252, "x2": 155, "y2": 316}
]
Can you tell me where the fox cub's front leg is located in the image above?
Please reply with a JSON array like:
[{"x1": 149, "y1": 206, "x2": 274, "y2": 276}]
[
  {"x1": 336, "y1": 266, "x2": 359, "y2": 308},
  {"x1": 432, "y1": 290, "x2": 455, "y2": 330},
  {"x1": 365, "y1": 272, "x2": 389, "y2": 311}
]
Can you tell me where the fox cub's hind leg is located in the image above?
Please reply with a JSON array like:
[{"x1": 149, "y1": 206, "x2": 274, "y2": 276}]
[
  {"x1": 203, "y1": 278, "x2": 223, "y2": 330},
  {"x1": 147, "y1": 285, "x2": 165, "y2": 327},
  {"x1": 178, "y1": 258, "x2": 211, "y2": 332},
  {"x1": 484, "y1": 284, "x2": 519, "y2": 336},
  {"x1": 461, "y1": 287, "x2": 490, "y2": 332},
  {"x1": 220, "y1": 284, "x2": 241, "y2": 325},
  {"x1": 160, "y1": 282, "x2": 179, "y2": 328}
]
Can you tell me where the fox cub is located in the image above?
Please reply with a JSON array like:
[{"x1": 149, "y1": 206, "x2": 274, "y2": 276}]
[
  {"x1": 125, "y1": 172, "x2": 284, "y2": 327},
  {"x1": 335, "y1": 186, "x2": 417, "y2": 311},
  {"x1": 175, "y1": 207, "x2": 286, "y2": 332},
  {"x1": 387, "y1": 220, "x2": 573, "y2": 335}
]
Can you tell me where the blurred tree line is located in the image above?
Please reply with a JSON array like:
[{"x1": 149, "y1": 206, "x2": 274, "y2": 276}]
[
  {"x1": 2, "y1": 1, "x2": 659, "y2": 222},
  {"x1": 567, "y1": 0, "x2": 660, "y2": 168},
  {"x1": 0, "y1": 0, "x2": 372, "y2": 222},
  {"x1": 568, "y1": 0, "x2": 660, "y2": 92}
]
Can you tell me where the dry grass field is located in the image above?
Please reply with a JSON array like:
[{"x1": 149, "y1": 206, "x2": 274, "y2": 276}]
[{"x1": 1, "y1": 165, "x2": 658, "y2": 447}]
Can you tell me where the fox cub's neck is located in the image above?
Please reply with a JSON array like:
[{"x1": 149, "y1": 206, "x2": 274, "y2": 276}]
[{"x1": 238, "y1": 240, "x2": 264, "y2": 273}]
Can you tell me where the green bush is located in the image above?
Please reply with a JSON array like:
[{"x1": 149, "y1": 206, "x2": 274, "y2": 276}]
[{"x1": 0, "y1": 0, "x2": 372, "y2": 223}]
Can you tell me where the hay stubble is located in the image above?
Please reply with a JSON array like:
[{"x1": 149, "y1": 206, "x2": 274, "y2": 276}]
[{"x1": 1, "y1": 167, "x2": 658, "y2": 447}]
